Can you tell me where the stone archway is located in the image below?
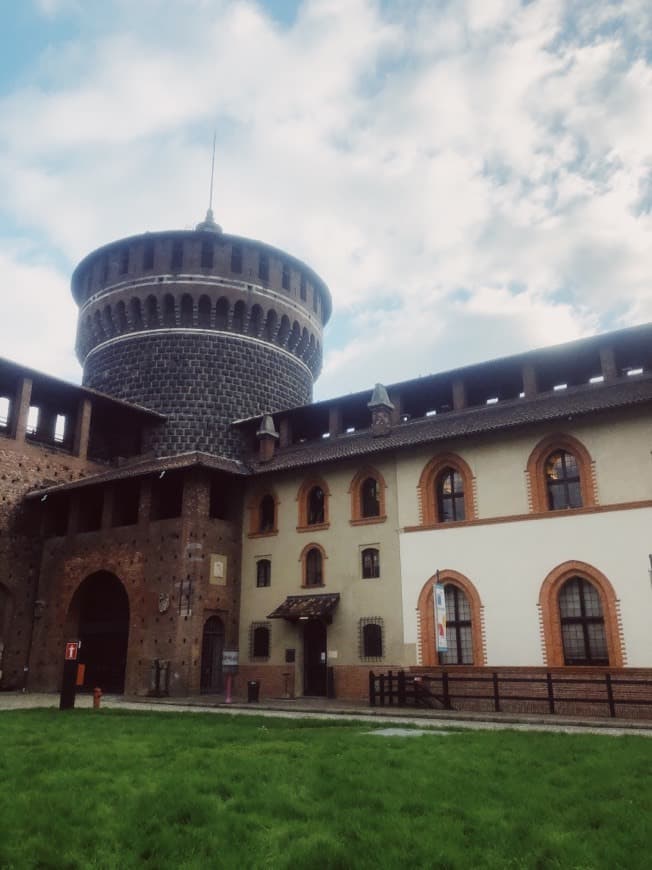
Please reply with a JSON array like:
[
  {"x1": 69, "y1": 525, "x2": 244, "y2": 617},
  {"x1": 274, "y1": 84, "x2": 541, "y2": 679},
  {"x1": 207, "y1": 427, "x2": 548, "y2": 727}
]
[{"x1": 65, "y1": 571, "x2": 130, "y2": 693}]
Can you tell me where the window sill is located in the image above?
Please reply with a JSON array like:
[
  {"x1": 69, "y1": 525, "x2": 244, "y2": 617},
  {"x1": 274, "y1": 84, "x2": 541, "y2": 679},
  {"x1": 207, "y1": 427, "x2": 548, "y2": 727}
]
[
  {"x1": 296, "y1": 523, "x2": 330, "y2": 533},
  {"x1": 349, "y1": 516, "x2": 387, "y2": 526},
  {"x1": 301, "y1": 583, "x2": 325, "y2": 589},
  {"x1": 248, "y1": 529, "x2": 278, "y2": 539}
]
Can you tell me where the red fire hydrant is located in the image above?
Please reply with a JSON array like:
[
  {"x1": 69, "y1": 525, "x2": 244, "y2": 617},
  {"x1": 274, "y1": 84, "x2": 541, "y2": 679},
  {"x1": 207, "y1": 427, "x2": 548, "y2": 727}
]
[{"x1": 93, "y1": 687, "x2": 102, "y2": 709}]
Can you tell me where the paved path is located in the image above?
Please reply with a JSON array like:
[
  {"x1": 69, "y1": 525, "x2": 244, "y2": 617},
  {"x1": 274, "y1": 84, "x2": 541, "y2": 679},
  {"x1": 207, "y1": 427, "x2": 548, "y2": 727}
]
[{"x1": 2, "y1": 692, "x2": 651, "y2": 737}]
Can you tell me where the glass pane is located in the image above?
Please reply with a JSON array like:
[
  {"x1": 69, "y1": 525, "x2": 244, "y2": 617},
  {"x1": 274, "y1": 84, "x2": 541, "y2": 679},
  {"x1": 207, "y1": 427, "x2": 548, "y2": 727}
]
[
  {"x1": 587, "y1": 622, "x2": 608, "y2": 660},
  {"x1": 559, "y1": 580, "x2": 582, "y2": 617},
  {"x1": 567, "y1": 482, "x2": 582, "y2": 508},
  {"x1": 562, "y1": 623, "x2": 587, "y2": 661},
  {"x1": 582, "y1": 582, "x2": 603, "y2": 617},
  {"x1": 453, "y1": 496, "x2": 465, "y2": 521},
  {"x1": 563, "y1": 453, "x2": 579, "y2": 478},
  {"x1": 458, "y1": 626, "x2": 473, "y2": 664},
  {"x1": 441, "y1": 629, "x2": 459, "y2": 665}
]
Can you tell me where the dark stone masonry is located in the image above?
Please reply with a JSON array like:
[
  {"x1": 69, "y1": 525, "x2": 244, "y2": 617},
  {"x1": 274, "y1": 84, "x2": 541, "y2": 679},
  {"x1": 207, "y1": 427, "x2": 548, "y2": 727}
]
[{"x1": 84, "y1": 332, "x2": 313, "y2": 458}]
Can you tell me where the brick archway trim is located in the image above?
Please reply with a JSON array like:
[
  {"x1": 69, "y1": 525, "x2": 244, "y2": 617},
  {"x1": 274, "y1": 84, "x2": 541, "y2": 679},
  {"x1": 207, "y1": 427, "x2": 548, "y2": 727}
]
[
  {"x1": 538, "y1": 560, "x2": 624, "y2": 667},
  {"x1": 348, "y1": 465, "x2": 388, "y2": 525},
  {"x1": 416, "y1": 570, "x2": 486, "y2": 667},
  {"x1": 417, "y1": 453, "x2": 476, "y2": 525},
  {"x1": 296, "y1": 476, "x2": 331, "y2": 531},
  {"x1": 526, "y1": 433, "x2": 596, "y2": 513}
]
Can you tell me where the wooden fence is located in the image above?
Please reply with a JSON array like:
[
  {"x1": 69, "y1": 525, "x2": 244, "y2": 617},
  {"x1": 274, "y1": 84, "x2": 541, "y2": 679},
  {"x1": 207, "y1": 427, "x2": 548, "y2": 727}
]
[{"x1": 368, "y1": 669, "x2": 652, "y2": 719}]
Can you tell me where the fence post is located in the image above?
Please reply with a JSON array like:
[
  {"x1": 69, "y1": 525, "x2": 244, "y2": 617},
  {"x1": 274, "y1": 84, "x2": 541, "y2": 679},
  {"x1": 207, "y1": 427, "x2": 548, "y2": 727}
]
[
  {"x1": 493, "y1": 671, "x2": 501, "y2": 713},
  {"x1": 442, "y1": 671, "x2": 451, "y2": 709},
  {"x1": 388, "y1": 670, "x2": 394, "y2": 706},
  {"x1": 369, "y1": 671, "x2": 376, "y2": 707},
  {"x1": 546, "y1": 671, "x2": 555, "y2": 714},
  {"x1": 398, "y1": 670, "x2": 406, "y2": 706},
  {"x1": 379, "y1": 673, "x2": 385, "y2": 706},
  {"x1": 605, "y1": 673, "x2": 616, "y2": 718}
]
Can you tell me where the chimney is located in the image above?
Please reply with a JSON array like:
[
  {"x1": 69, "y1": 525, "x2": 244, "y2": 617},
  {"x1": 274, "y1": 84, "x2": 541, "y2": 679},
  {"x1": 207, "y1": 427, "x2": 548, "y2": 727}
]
[
  {"x1": 256, "y1": 414, "x2": 279, "y2": 462},
  {"x1": 368, "y1": 383, "x2": 394, "y2": 437}
]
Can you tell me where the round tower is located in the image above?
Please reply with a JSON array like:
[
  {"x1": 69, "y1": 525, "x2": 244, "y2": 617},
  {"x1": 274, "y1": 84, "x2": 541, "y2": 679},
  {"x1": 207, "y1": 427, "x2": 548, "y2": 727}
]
[{"x1": 72, "y1": 213, "x2": 331, "y2": 458}]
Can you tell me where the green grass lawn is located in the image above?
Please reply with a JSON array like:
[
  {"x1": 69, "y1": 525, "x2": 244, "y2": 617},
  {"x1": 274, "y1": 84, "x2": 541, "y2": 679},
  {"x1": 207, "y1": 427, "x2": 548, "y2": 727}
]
[{"x1": 0, "y1": 710, "x2": 650, "y2": 869}]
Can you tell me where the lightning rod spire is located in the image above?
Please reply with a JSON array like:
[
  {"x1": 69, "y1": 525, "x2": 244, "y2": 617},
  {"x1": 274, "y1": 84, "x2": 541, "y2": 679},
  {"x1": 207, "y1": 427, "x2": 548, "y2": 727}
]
[{"x1": 196, "y1": 130, "x2": 222, "y2": 233}]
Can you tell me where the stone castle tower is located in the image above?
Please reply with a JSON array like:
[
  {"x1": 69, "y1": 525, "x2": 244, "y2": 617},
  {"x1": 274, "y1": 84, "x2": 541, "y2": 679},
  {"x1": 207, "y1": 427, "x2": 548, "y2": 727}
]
[{"x1": 72, "y1": 210, "x2": 331, "y2": 458}]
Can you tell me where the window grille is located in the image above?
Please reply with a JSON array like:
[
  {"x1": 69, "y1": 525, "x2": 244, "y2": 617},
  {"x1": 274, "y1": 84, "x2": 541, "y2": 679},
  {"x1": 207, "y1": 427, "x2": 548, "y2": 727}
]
[
  {"x1": 250, "y1": 622, "x2": 271, "y2": 660},
  {"x1": 359, "y1": 618, "x2": 384, "y2": 661},
  {"x1": 440, "y1": 585, "x2": 473, "y2": 665},
  {"x1": 436, "y1": 468, "x2": 465, "y2": 522},
  {"x1": 545, "y1": 451, "x2": 582, "y2": 510},
  {"x1": 559, "y1": 577, "x2": 608, "y2": 664},
  {"x1": 305, "y1": 548, "x2": 323, "y2": 587}
]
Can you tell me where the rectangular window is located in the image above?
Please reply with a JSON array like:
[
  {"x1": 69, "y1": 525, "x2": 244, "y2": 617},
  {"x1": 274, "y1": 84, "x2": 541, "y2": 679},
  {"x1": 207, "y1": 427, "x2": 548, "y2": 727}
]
[
  {"x1": 26, "y1": 406, "x2": 39, "y2": 436},
  {"x1": 300, "y1": 275, "x2": 307, "y2": 301},
  {"x1": 201, "y1": 240, "x2": 214, "y2": 269},
  {"x1": 250, "y1": 622, "x2": 271, "y2": 660},
  {"x1": 119, "y1": 247, "x2": 129, "y2": 275},
  {"x1": 54, "y1": 414, "x2": 66, "y2": 444},
  {"x1": 0, "y1": 397, "x2": 10, "y2": 427},
  {"x1": 282, "y1": 263, "x2": 290, "y2": 290},
  {"x1": 312, "y1": 290, "x2": 319, "y2": 313},
  {"x1": 171, "y1": 240, "x2": 183, "y2": 270},
  {"x1": 256, "y1": 558, "x2": 271, "y2": 588},
  {"x1": 231, "y1": 244, "x2": 242, "y2": 273},
  {"x1": 359, "y1": 618, "x2": 384, "y2": 660},
  {"x1": 361, "y1": 547, "x2": 380, "y2": 579},
  {"x1": 259, "y1": 253, "x2": 269, "y2": 282},
  {"x1": 101, "y1": 257, "x2": 109, "y2": 284},
  {"x1": 143, "y1": 240, "x2": 154, "y2": 270}
]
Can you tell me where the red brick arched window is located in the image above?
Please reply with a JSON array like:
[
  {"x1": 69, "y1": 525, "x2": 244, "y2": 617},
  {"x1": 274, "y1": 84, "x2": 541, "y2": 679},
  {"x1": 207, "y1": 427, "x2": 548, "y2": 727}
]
[
  {"x1": 417, "y1": 453, "x2": 476, "y2": 526},
  {"x1": 416, "y1": 571, "x2": 485, "y2": 667},
  {"x1": 349, "y1": 466, "x2": 387, "y2": 525},
  {"x1": 300, "y1": 542, "x2": 327, "y2": 588},
  {"x1": 296, "y1": 477, "x2": 330, "y2": 531},
  {"x1": 247, "y1": 490, "x2": 279, "y2": 537},
  {"x1": 527, "y1": 433, "x2": 596, "y2": 513},
  {"x1": 538, "y1": 560, "x2": 623, "y2": 667}
]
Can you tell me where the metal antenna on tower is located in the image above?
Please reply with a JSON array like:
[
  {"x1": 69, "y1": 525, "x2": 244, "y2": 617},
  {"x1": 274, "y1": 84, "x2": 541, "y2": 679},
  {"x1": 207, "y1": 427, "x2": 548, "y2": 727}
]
[
  {"x1": 208, "y1": 130, "x2": 216, "y2": 214},
  {"x1": 196, "y1": 130, "x2": 222, "y2": 233}
]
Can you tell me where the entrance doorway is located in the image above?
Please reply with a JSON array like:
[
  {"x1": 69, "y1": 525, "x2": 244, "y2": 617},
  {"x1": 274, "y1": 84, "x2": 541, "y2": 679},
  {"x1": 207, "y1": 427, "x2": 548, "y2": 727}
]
[
  {"x1": 303, "y1": 619, "x2": 327, "y2": 696},
  {"x1": 67, "y1": 572, "x2": 130, "y2": 693},
  {"x1": 200, "y1": 615, "x2": 225, "y2": 692}
]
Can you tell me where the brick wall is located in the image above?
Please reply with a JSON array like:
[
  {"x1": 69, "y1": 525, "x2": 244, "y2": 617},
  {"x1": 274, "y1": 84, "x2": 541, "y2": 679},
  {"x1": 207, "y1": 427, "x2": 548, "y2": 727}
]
[{"x1": 0, "y1": 435, "x2": 101, "y2": 688}]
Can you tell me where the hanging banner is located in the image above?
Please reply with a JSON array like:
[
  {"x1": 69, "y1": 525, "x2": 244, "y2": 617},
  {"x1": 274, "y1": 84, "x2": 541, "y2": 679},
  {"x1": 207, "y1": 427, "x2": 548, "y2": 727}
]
[{"x1": 434, "y1": 583, "x2": 448, "y2": 652}]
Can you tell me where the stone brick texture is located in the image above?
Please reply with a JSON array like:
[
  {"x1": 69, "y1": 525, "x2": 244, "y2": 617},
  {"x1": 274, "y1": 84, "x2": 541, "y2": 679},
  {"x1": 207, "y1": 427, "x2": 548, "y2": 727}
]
[
  {"x1": 28, "y1": 469, "x2": 243, "y2": 696},
  {"x1": 83, "y1": 333, "x2": 312, "y2": 459},
  {"x1": 0, "y1": 436, "x2": 101, "y2": 689}
]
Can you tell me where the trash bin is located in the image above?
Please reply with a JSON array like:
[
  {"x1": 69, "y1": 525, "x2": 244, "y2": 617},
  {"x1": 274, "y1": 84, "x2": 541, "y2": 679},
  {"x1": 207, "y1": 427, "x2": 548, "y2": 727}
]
[{"x1": 247, "y1": 680, "x2": 260, "y2": 702}]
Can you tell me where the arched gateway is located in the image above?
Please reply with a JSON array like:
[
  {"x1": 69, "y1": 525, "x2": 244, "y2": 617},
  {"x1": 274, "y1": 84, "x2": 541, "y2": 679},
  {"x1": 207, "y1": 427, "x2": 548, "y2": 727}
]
[{"x1": 65, "y1": 572, "x2": 130, "y2": 693}]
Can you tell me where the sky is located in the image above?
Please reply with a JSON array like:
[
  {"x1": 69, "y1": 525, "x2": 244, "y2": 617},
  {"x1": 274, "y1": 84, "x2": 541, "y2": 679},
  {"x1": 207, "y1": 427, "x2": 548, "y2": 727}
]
[{"x1": 0, "y1": 0, "x2": 650, "y2": 401}]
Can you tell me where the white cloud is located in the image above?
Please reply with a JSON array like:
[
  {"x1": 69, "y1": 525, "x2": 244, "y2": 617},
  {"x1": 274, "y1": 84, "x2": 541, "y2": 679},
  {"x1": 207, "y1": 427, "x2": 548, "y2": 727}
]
[{"x1": 0, "y1": 0, "x2": 650, "y2": 401}]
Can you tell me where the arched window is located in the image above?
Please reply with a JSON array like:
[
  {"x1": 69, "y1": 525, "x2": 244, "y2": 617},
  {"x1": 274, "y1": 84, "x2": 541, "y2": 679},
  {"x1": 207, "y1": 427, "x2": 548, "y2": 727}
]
[
  {"x1": 538, "y1": 561, "x2": 623, "y2": 667},
  {"x1": 361, "y1": 547, "x2": 380, "y2": 579},
  {"x1": 416, "y1": 572, "x2": 485, "y2": 667},
  {"x1": 215, "y1": 297, "x2": 229, "y2": 330},
  {"x1": 180, "y1": 294, "x2": 194, "y2": 327},
  {"x1": 259, "y1": 495, "x2": 276, "y2": 533},
  {"x1": 440, "y1": 585, "x2": 473, "y2": 665},
  {"x1": 297, "y1": 478, "x2": 330, "y2": 530},
  {"x1": 349, "y1": 468, "x2": 387, "y2": 525},
  {"x1": 545, "y1": 450, "x2": 582, "y2": 510},
  {"x1": 163, "y1": 294, "x2": 176, "y2": 327},
  {"x1": 307, "y1": 486, "x2": 324, "y2": 525},
  {"x1": 360, "y1": 620, "x2": 383, "y2": 660},
  {"x1": 248, "y1": 492, "x2": 278, "y2": 537},
  {"x1": 527, "y1": 434, "x2": 595, "y2": 513},
  {"x1": 250, "y1": 623, "x2": 270, "y2": 659},
  {"x1": 558, "y1": 577, "x2": 608, "y2": 665},
  {"x1": 417, "y1": 454, "x2": 475, "y2": 526},
  {"x1": 303, "y1": 546, "x2": 324, "y2": 587},
  {"x1": 361, "y1": 478, "x2": 380, "y2": 518},
  {"x1": 256, "y1": 559, "x2": 271, "y2": 588},
  {"x1": 436, "y1": 468, "x2": 465, "y2": 522}
]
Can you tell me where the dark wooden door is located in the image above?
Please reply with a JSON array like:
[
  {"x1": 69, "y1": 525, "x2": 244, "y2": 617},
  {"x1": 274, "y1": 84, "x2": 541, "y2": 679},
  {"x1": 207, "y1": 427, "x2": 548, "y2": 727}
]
[
  {"x1": 303, "y1": 619, "x2": 327, "y2": 696},
  {"x1": 200, "y1": 616, "x2": 225, "y2": 692}
]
